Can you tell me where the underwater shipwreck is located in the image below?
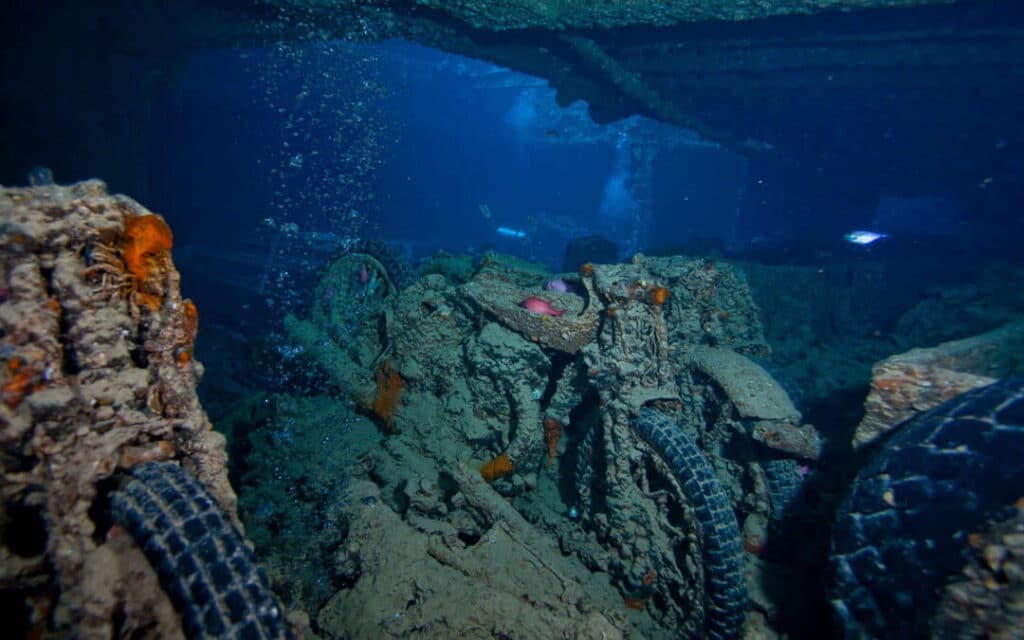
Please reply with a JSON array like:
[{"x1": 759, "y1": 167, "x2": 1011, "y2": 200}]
[
  {"x1": 1, "y1": 181, "x2": 1023, "y2": 639},
  {"x1": 3, "y1": 0, "x2": 1024, "y2": 637}
]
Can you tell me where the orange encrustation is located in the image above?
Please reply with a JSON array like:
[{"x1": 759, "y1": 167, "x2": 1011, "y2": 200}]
[
  {"x1": 479, "y1": 452, "x2": 513, "y2": 483},
  {"x1": 543, "y1": 417, "x2": 562, "y2": 469},
  {"x1": 122, "y1": 214, "x2": 173, "y2": 285},
  {"x1": 182, "y1": 299, "x2": 199, "y2": 338},
  {"x1": 372, "y1": 359, "x2": 405, "y2": 432}
]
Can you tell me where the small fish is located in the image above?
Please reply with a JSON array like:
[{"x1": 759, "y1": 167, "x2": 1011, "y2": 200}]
[
  {"x1": 544, "y1": 278, "x2": 571, "y2": 293},
  {"x1": 845, "y1": 230, "x2": 888, "y2": 245},
  {"x1": 497, "y1": 226, "x2": 527, "y2": 239},
  {"x1": 358, "y1": 264, "x2": 370, "y2": 283},
  {"x1": 520, "y1": 297, "x2": 565, "y2": 317}
]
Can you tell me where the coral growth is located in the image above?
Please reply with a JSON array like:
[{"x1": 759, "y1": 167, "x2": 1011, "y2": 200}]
[
  {"x1": 543, "y1": 417, "x2": 561, "y2": 469},
  {"x1": 372, "y1": 359, "x2": 404, "y2": 432},
  {"x1": 933, "y1": 502, "x2": 1024, "y2": 637},
  {"x1": 2, "y1": 356, "x2": 38, "y2": 408},
  {"x1": 479, "y1": 451, "x2": 513, "y2": 482},
  {"x1": 641, "y1": 567, "x2": 657, "y2": 586},
  {"x1": 623, "y1": 596, "x2": 645, "y2": 610},
  {"x1": 170, "y1": 298, "x2": 200, "y2": 366},
  {"x1": 182, "y1": 299, "x2": 198, "y2": 339}
]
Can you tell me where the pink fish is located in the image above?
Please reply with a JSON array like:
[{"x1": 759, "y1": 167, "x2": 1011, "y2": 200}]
[
  {"x1": 520, "y1": 296, "x2": 565, "y2": 317},
  {"x1": 358, "y1": 264, "x2": 370, "y2": 283}
]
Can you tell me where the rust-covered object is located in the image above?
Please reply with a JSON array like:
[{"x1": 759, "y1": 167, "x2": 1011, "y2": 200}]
[
  {"x1": 854, "y1": 319, "x2": 1024, "y2": 448},
  {"x1": 0, "y1": 180, "x2": 236, "y2": 638}
]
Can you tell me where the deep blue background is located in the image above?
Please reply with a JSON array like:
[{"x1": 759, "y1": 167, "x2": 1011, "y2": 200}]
[{"x1": 2, "y1": 5, "x2": 1021, "y2": 284}]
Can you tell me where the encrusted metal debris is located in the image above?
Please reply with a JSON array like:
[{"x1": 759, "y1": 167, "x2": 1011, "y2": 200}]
[{"x1": 0, "y1": 181, "x2": 251, "y2": 638}]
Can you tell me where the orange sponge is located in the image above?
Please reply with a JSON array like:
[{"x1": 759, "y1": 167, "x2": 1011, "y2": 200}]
[
  {"x1": 479, "y1": 452, "x2": 513, "y2": 483},
  {"x1": 122, "y1": 214, "x2": 173, "y2": 285},
  {"x1": 372, "y1": 360, "x2": 404, "y2": 432}
]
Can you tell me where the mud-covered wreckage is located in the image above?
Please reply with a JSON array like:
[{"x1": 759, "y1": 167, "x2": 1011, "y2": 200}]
[
  {"x1": 0, "y1": 182, "x2": 294, "y2": 638},
  {"x1": 286, "y1": 243, "x2": 822, "y2": 637},
  {"x1": 0, "y1": 181, "x2": 824, "y2": 637}
]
